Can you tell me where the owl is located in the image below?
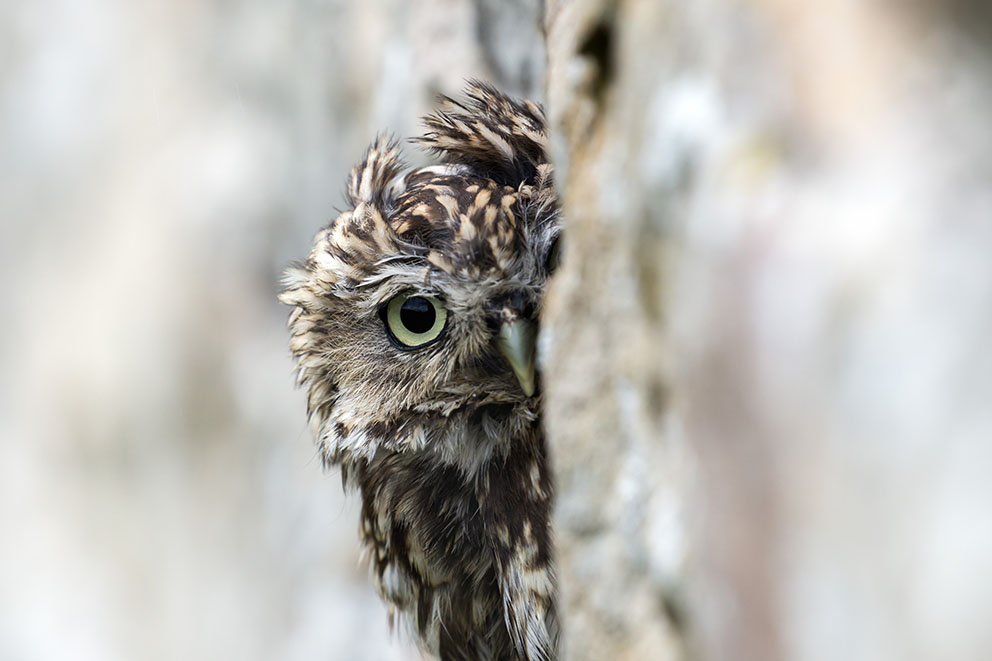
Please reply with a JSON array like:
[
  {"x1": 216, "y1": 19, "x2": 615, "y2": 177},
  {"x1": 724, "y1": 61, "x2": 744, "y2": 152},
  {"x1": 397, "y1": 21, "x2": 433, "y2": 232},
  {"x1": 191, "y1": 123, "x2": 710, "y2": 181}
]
[{"x1": 280, "y1": 83, "x2": 560, "y2": 661}]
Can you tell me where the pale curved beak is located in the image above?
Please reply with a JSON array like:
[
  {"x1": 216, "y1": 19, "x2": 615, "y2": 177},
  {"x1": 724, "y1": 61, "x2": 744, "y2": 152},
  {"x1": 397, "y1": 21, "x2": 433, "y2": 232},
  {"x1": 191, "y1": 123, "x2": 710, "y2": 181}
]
[{"x1": 497, "y1": 319, "x2": 537, "y2": 397}]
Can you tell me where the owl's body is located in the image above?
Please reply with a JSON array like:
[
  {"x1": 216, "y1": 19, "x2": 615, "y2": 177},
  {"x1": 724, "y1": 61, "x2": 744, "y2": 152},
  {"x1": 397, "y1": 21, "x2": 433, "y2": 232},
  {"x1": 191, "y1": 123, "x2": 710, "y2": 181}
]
[{"x1": 281, "y1": 83, "x2": 559, "y2": 660}]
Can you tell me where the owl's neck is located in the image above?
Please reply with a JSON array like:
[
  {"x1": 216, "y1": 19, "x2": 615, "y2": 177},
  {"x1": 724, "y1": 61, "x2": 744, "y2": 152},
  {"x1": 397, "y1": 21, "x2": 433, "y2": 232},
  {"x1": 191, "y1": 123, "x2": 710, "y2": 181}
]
[{"x1": 429, "y1": 401, "x2": 542, "y2": 477}]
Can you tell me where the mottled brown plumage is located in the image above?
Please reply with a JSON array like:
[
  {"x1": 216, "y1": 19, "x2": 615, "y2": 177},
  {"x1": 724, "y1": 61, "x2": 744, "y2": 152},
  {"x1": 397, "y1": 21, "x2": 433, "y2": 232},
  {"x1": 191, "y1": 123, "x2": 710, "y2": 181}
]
[{"x1": 280, "y1": 82, "x2": 560, "y2": 660}]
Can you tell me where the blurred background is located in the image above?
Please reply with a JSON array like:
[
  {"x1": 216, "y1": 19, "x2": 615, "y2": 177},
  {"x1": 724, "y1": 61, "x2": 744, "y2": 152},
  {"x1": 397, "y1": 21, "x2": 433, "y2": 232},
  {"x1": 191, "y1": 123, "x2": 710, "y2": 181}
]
[
  {"x1": 1, "y1": 1, "x2": 543, "y2": 659},
  {"x1": 5, "y1": 0, "x2": 992, "y2": 660}
]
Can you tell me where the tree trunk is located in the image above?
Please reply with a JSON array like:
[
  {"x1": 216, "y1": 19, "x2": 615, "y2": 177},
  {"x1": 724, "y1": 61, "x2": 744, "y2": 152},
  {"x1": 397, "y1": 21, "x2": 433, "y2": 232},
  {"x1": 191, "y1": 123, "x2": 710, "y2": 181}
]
[{"x1": 543, "y1": 1, "x2": 992, "y2": 661}]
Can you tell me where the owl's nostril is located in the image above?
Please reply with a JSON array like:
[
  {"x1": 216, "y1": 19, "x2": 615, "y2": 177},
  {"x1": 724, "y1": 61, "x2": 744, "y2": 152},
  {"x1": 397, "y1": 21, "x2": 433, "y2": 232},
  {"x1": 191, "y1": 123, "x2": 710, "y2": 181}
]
[
  {"x1": 498, "y1": 290, "x2": 536, "y2": 323},
  {"x1": 500, "y1": 306, "x2": 519, "y2": 324}
]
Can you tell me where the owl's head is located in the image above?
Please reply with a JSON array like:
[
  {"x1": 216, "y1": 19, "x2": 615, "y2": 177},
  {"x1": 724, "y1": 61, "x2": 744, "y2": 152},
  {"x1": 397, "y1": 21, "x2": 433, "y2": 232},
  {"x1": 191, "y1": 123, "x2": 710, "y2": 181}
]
[{"x1": 281, "y1": 83, "x2": 560, "y2": 474}]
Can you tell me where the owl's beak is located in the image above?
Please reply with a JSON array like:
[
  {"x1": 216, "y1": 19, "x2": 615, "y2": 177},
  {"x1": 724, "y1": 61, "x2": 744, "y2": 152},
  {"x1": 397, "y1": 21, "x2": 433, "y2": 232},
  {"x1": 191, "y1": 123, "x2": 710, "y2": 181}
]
[{"x1": 497, "y1": 319, "x2": 537, "y2": 397}]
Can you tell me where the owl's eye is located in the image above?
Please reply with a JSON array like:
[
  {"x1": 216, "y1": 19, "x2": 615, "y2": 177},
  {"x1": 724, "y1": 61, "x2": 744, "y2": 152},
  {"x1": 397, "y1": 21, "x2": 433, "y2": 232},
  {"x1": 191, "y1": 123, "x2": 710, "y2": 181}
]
[
  {"x1": 546, "y1": 236, "x2": 562, "y2": 273},
  {"x1": 384, "y1": 293, "x2": 448, "y2": 348}
]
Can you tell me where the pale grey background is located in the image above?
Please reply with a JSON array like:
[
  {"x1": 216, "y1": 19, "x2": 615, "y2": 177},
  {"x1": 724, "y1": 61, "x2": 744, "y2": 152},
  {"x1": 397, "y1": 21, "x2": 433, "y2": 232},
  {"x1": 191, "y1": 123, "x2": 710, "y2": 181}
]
[
  {"x1": 0, "y1": 1, "x2": 543, "y2": 659},
  {"x1": 7, "y1": 1, "x2": 992, "y2": 660}
]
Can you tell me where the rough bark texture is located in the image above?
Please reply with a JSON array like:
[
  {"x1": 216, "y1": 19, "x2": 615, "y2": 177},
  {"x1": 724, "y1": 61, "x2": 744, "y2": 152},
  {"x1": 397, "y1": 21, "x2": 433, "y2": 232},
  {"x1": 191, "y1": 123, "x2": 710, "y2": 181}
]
[{"x1": 544, "y1": 1, "x2": 992, "y2": 661}]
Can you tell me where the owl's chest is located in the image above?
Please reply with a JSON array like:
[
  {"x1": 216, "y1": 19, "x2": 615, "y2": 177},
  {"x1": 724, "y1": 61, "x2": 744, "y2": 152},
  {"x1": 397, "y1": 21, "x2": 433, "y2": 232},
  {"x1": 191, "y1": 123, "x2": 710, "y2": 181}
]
[
  {"x1": 354, "y1": 426, "x2": 554, "y2": 659},
  {"x1": 358, "y1": 451, "x2": 514, "y2": 654},
  {"x1": 359, "y1": 452, "x2": 495, "y2": 588}
]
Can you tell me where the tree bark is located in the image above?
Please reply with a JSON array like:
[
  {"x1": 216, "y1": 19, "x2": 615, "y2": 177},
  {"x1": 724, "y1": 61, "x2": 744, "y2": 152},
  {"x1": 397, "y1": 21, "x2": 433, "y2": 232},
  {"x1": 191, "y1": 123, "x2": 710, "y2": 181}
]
[{"x1": 543, "y1": 1, "x2": 992, "y2": 660}]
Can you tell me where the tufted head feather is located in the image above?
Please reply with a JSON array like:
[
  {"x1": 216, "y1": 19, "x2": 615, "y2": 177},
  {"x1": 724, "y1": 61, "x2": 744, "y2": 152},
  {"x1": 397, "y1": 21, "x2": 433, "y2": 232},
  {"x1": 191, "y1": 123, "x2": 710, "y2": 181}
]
[
  {"x1": 280, "y1": 82, "x2": 560, "y2": 478},
  {"x1": 416, "y1": 79, "x2": 549, "y2": 188}
]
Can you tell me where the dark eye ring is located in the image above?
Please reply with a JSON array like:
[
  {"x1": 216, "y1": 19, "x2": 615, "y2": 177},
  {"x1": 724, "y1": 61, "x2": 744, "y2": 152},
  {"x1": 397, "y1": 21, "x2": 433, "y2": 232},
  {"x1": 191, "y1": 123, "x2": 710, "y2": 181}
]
[{"x1": 382, "y1": 292, "x2": 448, "y2": 349}]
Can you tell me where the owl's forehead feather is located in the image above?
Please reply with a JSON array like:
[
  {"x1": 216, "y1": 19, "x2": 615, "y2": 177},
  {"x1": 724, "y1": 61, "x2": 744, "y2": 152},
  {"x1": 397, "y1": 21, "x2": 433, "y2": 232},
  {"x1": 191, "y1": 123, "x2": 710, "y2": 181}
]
[
  {"x1": 311, "y1": 189, "x2": 544, "y2": 298},
  {"x1": 394, "y1": 173, "x2": 519, "y2": 246},
  {"x1": 338, "y1": 171, "x2": 527, "y2": 282}
]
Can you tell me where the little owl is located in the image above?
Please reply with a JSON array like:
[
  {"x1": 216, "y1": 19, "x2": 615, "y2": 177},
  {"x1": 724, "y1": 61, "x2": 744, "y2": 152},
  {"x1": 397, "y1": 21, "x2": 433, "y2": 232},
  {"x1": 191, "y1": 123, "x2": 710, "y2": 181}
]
[{"x1": 281, "y1": 82, "x2": 560, "y2": 661}]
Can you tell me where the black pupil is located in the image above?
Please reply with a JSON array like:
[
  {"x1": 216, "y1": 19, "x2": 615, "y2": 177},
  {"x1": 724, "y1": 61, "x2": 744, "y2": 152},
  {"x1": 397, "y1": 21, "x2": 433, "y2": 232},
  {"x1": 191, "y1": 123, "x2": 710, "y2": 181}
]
[{"x1": 400, "y1": 297, "x2": 436, "y2": 334}]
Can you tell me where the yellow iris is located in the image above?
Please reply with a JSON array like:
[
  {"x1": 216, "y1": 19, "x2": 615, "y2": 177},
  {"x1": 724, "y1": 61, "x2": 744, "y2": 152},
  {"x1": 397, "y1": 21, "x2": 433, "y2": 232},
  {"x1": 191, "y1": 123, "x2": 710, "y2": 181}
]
[{"x1": 386, "y1": 293, "x2": 448, "y2": 348}]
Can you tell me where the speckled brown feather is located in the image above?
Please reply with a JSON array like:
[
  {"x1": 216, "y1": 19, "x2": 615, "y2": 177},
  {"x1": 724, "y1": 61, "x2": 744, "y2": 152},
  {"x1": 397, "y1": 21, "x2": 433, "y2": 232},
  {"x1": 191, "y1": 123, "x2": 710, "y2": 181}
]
[{"x1": 281, "y1": 83, "x2": 560, "y2": 661}]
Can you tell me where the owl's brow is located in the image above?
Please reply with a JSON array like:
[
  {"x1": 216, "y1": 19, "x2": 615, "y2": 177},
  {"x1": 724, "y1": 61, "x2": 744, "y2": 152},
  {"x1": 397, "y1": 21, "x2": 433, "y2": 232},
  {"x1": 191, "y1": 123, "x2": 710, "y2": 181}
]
[
  {"x1": 352, "y1": 254, "x2": 432, "y2": 291},
  {"x1": 373, "y1": 253, "x2": 427, "y2": 267}
]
